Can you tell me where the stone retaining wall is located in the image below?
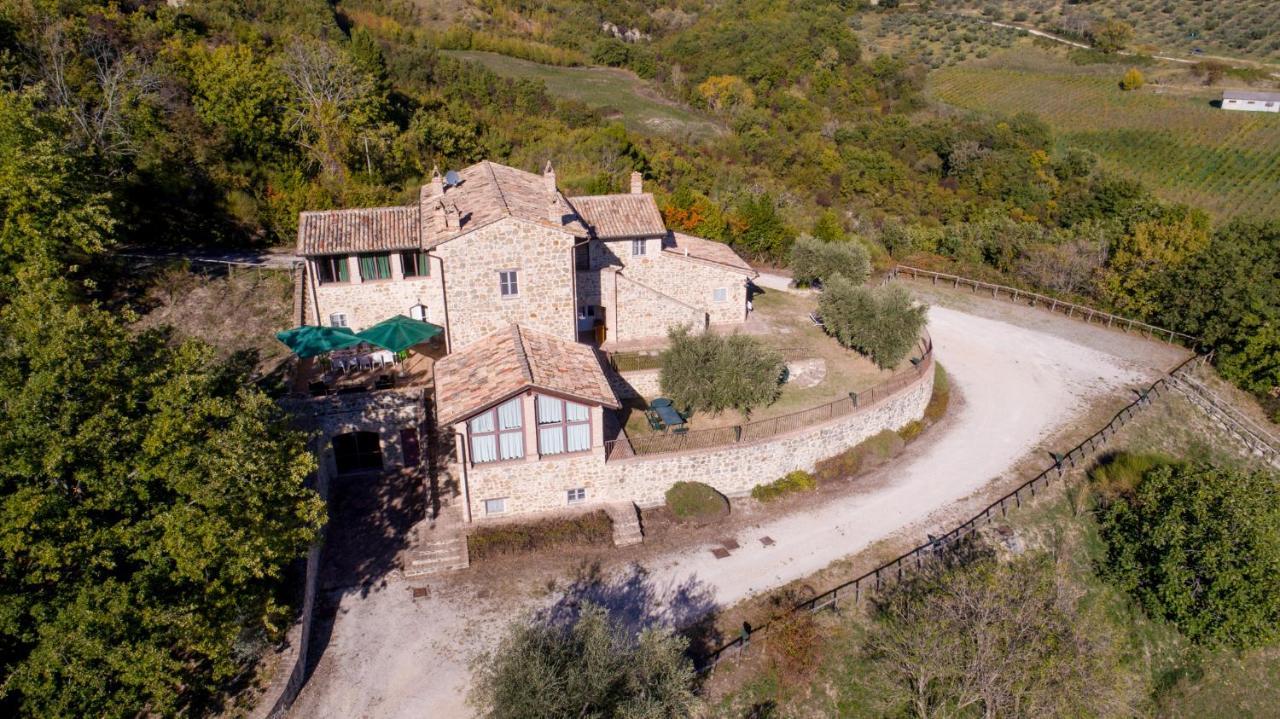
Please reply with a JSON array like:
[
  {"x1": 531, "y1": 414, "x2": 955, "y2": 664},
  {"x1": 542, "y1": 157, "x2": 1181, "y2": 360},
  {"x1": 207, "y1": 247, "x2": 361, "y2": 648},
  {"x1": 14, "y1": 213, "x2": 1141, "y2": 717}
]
[
  {"x1": 607, "y1": 368, "x2": 663, "y2": 399},
  {"x1": 463, "y1": 359, "x2": 934, "y2": 518}
]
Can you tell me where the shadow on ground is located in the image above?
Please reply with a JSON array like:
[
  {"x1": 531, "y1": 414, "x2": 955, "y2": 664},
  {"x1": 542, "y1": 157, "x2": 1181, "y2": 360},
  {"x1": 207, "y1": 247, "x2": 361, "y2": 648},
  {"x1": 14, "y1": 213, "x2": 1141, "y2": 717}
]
[{"x1": 544, "y1": 562, "x2": 723, "y2": 663}]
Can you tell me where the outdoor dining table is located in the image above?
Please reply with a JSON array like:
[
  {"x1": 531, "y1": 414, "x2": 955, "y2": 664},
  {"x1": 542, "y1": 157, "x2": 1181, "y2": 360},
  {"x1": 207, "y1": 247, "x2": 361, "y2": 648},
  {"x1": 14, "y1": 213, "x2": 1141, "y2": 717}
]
[{"x1": 654, "y1": 403, "x2": 685, "y2": 430}]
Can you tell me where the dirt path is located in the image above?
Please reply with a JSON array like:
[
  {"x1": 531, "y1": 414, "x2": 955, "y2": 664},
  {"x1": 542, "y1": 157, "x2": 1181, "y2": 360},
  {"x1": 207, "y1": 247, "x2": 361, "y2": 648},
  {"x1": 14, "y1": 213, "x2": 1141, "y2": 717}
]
[{"x1": 288, "y1": 297, "x2": 1162, "y2": 719}]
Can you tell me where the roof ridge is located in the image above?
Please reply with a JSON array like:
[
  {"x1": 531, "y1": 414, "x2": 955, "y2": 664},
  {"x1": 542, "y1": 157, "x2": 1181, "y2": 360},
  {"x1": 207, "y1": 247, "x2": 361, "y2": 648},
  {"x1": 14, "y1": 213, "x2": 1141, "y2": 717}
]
[
  {"x1": 510, "y1": 324, "x2": 533, "y2": 383},
  {"x1": 485, "y1": 161, "x2": 513, "y2": 218}
]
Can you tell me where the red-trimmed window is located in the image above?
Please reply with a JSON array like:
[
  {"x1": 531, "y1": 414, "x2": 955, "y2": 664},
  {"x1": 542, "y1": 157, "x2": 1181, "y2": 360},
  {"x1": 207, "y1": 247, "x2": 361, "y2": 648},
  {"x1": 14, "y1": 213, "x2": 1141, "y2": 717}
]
[
  {"x1": 536, "y1": 396, "x2": 591, "y2": 455},
  {"x1": 469, "y1": 398, "x2": 524, "y2": 463}
]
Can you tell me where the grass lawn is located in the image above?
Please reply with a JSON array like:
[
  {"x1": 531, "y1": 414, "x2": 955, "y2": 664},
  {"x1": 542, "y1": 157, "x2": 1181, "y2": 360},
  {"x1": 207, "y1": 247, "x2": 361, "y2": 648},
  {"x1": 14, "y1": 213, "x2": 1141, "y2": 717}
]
[
  {"x1": 927, "y1": 48, "x2": 1280, "y2": 221},
  {"x1": 444, "y1": 50, "x2": 722, "y2": 142},
  {"x1": 620, "y1": 287, "x2": 911, "y2": 438}
]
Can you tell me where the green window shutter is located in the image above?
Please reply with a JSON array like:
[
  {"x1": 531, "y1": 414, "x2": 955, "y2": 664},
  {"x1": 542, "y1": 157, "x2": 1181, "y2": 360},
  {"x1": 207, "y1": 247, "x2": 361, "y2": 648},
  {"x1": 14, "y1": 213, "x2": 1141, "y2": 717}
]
[
  {"x1": 377, "y1": 254, "x2": 391, "y2": 278},
  {"x1": 336, "y1": 257, "x2": 349, "y2": 282},
  {"x1": 359, "y1": 255, "x2": 376, "y2": 279},
  {"x1": 417, "y1": 252, "x2": 430, "y2": 276}
]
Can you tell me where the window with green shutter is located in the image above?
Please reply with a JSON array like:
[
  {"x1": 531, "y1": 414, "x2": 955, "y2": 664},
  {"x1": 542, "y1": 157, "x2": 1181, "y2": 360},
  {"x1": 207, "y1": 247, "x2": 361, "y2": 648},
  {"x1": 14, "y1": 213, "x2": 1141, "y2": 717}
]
[
  {"x1": 401, "y1": 251, "x2": 430, "y2": 278},
  {"x1": 359, "y1": 253, "x2": 392, "y2": 280}
]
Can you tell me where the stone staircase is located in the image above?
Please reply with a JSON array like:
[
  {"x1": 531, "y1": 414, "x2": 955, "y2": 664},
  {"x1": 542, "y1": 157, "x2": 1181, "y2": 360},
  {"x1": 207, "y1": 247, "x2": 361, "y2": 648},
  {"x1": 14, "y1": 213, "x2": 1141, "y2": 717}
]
[
  {"x1": 606, "y1": 502, "x2": 645, "y2": 548},
  {"x1": 402, "y1": 504, "x2": 470, "y2": 577}
]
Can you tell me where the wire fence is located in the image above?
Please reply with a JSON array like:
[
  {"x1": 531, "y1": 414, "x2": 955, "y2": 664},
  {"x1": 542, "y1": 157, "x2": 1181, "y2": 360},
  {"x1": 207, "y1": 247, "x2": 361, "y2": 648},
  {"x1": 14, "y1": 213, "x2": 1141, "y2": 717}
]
[
  {"x1": 695, "y1": 352, "x2": 1212, "y2": 674},
  {"x1": 889, "y1": 265, "x2": 1201, "y2": 348},
  {"x1": 604, "y1": 335, "x2": 933, "y2": 460}
]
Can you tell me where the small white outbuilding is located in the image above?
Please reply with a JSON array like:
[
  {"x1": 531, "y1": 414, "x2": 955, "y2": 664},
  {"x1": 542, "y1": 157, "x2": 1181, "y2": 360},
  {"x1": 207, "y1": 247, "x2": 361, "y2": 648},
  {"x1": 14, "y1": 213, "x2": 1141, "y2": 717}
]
[{"x1": 1221, "y1": 89, "x2": 1280, "y2": 113}]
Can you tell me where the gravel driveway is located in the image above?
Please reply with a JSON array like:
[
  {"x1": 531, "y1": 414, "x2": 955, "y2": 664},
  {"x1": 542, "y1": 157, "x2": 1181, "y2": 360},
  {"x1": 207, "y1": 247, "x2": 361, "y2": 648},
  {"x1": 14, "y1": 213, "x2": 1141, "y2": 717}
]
[{"x1": 289, "y1": 300, "x2": 1163, "y2": 719}]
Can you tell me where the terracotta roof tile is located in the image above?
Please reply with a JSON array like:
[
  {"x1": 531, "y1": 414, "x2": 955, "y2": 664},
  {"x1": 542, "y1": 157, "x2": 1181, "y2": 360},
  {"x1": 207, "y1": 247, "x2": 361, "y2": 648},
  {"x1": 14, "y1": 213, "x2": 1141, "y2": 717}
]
[
  {"x1": 434, "y1": 325, "x2": 619, "y2": 426},
  {"x1": 296, "y1": 206, "x2": 420, "y2": 255},
  {"x1": 420, "y1": 161, "x2": 587, "y2": 249},
  {"x1": 568, "y1": 193, "x2": 667, "y2": 239},
  {"x1": 666, "y1": 232, "x2": 758, "y2": 276}
]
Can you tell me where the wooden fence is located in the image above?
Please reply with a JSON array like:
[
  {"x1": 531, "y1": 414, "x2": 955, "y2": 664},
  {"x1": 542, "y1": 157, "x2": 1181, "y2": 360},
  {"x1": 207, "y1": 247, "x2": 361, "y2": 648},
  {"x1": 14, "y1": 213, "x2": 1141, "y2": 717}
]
[
  {"x1": 696, "y1": 352, "x2": 1211, "y2": 674},
  {"x1": 889, "y1": 265, "x2": 1200, "y2": 348},
  {"x1": 603, "y1": 335, "x2": 932, "y2": 460}
]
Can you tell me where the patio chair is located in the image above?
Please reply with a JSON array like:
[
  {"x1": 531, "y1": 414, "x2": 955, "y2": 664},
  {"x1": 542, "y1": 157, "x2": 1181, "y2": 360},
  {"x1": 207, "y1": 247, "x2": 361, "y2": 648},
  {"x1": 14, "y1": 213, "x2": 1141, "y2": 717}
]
[
  {"x1": 645, "y1": 410, "x2": 665, "y2": 432},
  {"x1": 809, "y1": 312, "x2": 824, "y2": 327},
  {"x1": 357, "y1": 355, "x2": 374, "y2": 372}
]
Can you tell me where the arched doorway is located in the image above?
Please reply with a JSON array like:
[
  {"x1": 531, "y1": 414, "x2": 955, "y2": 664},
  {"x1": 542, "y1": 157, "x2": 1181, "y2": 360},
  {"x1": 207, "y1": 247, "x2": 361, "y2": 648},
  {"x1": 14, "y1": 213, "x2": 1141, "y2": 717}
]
[{"x1": 332, "y1": 431, "x2": 383, "y2": 474}]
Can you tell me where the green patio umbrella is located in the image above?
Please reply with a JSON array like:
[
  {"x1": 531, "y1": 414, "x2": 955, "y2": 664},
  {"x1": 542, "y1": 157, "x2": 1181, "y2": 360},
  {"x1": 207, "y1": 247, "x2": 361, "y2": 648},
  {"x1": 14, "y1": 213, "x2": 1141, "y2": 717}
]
[
  {"x1": 355, "y1": 315, "x2": 444, "y2": 353},
  {"x1": 275, "y1": 325, "x2": 362, "y2": 358}
]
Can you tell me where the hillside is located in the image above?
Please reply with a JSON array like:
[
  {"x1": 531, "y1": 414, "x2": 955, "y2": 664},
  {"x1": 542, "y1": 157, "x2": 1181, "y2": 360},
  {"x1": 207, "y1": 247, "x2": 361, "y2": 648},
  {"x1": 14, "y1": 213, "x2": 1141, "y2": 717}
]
[
  {"x1": 928, "y1": 48, "x2": 1280, "y2": 221},
  {"x1": 934, "y1": 0, "x2": 1280, "y2": 64}
]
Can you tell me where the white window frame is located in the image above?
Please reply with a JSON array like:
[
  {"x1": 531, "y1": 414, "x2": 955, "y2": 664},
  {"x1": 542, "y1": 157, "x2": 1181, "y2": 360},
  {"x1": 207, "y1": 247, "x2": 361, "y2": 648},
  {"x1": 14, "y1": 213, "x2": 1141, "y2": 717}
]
[
  {"x1": 536, "y1": 395, "x2": 592, "y2": 456},
  {"x1": 468, "y1": 398, "x2": 525, "y2": 464},
  {"x1": 499, "y1": 269, "x2": 519, "y2": 297},
  {"x1": 631, "y1": 238, "x2": 647, "y2": 256},
  {"x1": 567, "y1": 488, "x2": 586, "y2": 505},
  {"x1": 329, "y1": 312, "x2": 349, "y2": 328},
  {"x1": 712, "y1": 287, "x2": 728, "y2": 303},
  {"x1": 484, "y1": 498, "x2": 506, "y2": 515}
]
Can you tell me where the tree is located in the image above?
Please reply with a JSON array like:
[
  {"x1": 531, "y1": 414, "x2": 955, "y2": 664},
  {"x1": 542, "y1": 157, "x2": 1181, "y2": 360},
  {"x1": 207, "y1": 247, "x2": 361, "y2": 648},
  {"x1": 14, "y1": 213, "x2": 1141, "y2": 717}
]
[
  {"x1": 187, "y1": 44, "x2": 290, "y2": 160},
  {"x1": 729, "y1": 193, "x2": 794, "y2": 262},
  {"x1": 811, "y1": 208, "x2": 845, "y2": 243},
  {"x1": 790, "y1": 234, "x2": 870, "y2": 287},
  {"x1": 0, "y1": 275, "x2": 325, "y2": 715},
  {"x1": 1089, "y1": 19, "x2": 1134, "y2": 53},
  {"x1": 1102, "y1": 207, "x2": 1211, "y2": 318},
  {"x1": 1119, "y1": 68, "x2": 1145, "y2": 91},
  {"x1": 1156, "y1": 220, "x2": 1280, "y2": 403},
  {"x1": 819, "y1": 277, "x2": 928, "y2": 369},
  {"x1": 1096, "y1": 460, "x2": 1280, "y2": 648},
  {"x1": 470, "y1": 602, "x2": 698, "y2": 718},
  {"x1": 659, "y1": 327, "x2": 784, "y2": 416},
  {"x1": 863, "y1": 552, "x2": 1137, "y2": 717},
  {"x1": 695, "y1": 74, "x2": 755, "y2": 114}
]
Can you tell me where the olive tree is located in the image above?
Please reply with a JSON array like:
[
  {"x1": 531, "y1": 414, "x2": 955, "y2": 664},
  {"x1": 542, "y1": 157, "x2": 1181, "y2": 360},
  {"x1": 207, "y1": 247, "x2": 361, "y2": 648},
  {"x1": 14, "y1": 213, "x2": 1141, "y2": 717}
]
[
  {"x1": 790, "y1": 234, "x2": 870, "y2": 287},
  {"x1": 819, "y1": 276, "x2": 927, "y2": 369},
  {"x1": 470, "y1": 602, "x2": 698, "y2": 718},
  {"x1": 659, "y1": 327, "x2": 784, "y2": 416}
]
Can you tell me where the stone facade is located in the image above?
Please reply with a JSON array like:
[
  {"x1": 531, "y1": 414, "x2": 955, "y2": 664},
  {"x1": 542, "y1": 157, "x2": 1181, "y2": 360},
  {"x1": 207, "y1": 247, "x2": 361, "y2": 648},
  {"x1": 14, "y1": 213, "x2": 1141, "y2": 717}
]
[
  {"x1": 610, "y1": 271, "x2": 708, "y2": 343},
  {"x1": 433, "y1": 218, "x2": 578, "y2": 349},
  {"x1": 283, "y1": 387, "x2": 428, "y2": 477},
  {"x1": 622, "y1": 250, "x2": 750, "y2": 326},
  {"x1": 309, "y1": 253, "x2": 443, "y2": 332},
  {"x1": 606, "y1": 368, "x2": 663, "y2": 399},
  {"x1": 460, "y1": 359, "x2": 934, "y2": 519}
]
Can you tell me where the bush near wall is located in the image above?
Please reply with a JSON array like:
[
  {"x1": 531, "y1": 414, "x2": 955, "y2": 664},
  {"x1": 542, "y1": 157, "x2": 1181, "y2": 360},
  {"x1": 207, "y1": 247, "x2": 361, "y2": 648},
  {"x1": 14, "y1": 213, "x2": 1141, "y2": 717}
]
[
  {"x1": 751, "y1": 470, "x2": 817, "y2": 502},
  {"x1": 468, "y1": 511, "x2": 614, "y2": 560},
  {"x1": 814, "y1": 429, "x2": 906, "y2": 483},
  {"x1": 665, "y1": 481, "x2": 730, "y2": 521},
  {"x1": 923, "y1": 364, "x2": 950, "y2": 424}
]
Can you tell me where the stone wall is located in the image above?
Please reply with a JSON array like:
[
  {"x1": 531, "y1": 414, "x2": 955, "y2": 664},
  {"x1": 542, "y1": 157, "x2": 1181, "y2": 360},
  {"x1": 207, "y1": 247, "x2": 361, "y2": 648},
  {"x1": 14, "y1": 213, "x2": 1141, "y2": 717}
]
[
  {"x1": 461, "y1": 359, "x2": 934, "y2": 519},
  {"x1": 606, "y1": 368, "x2": 662, "y2": 399},
  {"x1": 611, "y1": 272, "x2": 707, "y2": 343},
  {"x1": 628, "y1": 252, "x2": 750, "y2": 326},
  {"x1": 310, "y1": 258, "x2": 442, "y2": 332},
  {"x1": 284, "y1": 388, "x2": 427, "y2": 476},
  {"x1": 434, "y1": 218, "x2": 579, "y2": 348}
]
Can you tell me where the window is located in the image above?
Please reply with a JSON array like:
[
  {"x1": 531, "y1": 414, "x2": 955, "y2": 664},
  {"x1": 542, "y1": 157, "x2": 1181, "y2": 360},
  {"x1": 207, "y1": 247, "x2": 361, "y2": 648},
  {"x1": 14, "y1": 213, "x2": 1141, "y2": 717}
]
[
  {"x1": 567, "y1": 488, "x2": 586, "y2": 505},
  {"x1": 469, "y1": 398, "x2": 524, "y2": 464},
  {"x1": 329, "y1": 312, "x2": 349, "y2": 328},
  {"x1": 316, "y1": 256, "x2": 350, "y2": 284},
  {"x1": 631, "y1": 238, "x2": 647, "y2": 256},
  {"x1": 536, "y1": 396, "x2": 591, "y2": 455},
  {"x1": 401, "y1": 251, "x2": 430, "y2": 278},
  {"x1": 484, "y1": 498, "x2": 506, "y2": 515},
  {"x1": 577, "y1": 305, "x2": 595, "y2": 320},
  {"x1": 713, "y1": 287, "x2": 728, "y2": 303},
  {"x1": 499, "y1": 270, "x2": 519, "y2": 297},
  {"x1": 332, "y1": 432, "x2": 383, "y2": 474},
  {"x1": 358, "y1": 253, "x2": 393, "y2": 281}
]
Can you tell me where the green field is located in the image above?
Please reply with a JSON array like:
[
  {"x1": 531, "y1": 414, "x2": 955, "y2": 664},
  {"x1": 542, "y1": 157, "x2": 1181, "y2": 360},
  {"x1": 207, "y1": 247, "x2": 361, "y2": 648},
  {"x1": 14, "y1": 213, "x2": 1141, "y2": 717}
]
[
  {"x1": 928, "y1": 51, "x2": 1280, "y2": 221},
  {"x1": 445, "y1": 50, "x2": 722, "y2": 142}
]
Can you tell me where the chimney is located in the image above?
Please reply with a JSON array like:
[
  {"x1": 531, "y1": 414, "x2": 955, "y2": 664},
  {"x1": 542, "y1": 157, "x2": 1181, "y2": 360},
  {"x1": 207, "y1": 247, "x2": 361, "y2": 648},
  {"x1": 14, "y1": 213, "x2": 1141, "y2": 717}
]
[
  {"x1": 543, "y1": 160, "x2": 556, "y2": 194},
  {"x1": 429, "y1": 165, "x2": 444, "y2": 196},
  {"x1": 630, "y1": 171, "x2": 643, "y2": 194},
  {"x1": 439, "y1": 201, "x2": 459, "y2": 230}
]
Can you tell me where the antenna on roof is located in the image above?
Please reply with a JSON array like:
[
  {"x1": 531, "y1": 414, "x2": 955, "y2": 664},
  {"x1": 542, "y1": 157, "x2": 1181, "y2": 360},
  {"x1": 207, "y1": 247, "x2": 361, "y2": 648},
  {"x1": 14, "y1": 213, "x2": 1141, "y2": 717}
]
[{"x1": 444, "y1": 170, "x2": 462, "y2": 188}]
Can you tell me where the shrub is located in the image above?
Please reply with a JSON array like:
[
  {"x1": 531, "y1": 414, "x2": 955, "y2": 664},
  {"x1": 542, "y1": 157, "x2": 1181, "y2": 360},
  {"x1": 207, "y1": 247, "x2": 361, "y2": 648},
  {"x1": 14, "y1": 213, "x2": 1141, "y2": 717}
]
[
  {"x1": 923, "y1": 364, "x2": 950, "y2": 424},
  {"x1": 819, "y1": 276, "x2": 928, "y2": 369},
  {"x1": 790, "y1": 234, "x2": 870, "y2": 287},
  {"x1": 897, "y1": 420, "x2": 923, "y2": 442},
  {"x1": 665, "y1": 481, "x2": 729, "y2": 522},
  {"x1": 1095, "y1": 459, "x2": 1280, "y2": 648},
  {"x1": 659, "y1": 327, "x2": 784, "y2": 416},
  {"x1": 467, "y1": 511, "x2": 613, "y2": 561},
  {"x1": 814, "y1": 429, "x2": 905, "y2": 482},
  {"x1": 751, "y1": 470, "x2": 817, "y2": 502},
  {"x1": 1087, "y1": 451, "x2": 1171, "y2": 501},
  {"x1": 471, "y1": 602, "x2": 698, "y2": 717},
  {"x1": 766, "y1": 610, "x2": 823, "y2": 686},
  {"x1": 1119, "y1": 68, "x2": 1145, "y2": 91}
]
